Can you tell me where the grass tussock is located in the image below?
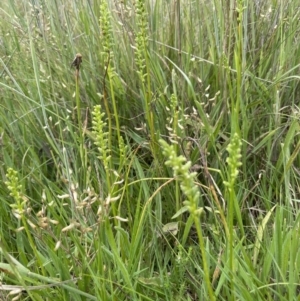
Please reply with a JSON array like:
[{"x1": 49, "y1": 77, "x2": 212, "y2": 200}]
[{"x1": 0, "y1": 0, "x2": 299, "y2": 300}]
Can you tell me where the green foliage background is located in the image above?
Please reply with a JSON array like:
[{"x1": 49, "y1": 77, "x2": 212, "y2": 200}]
[{"x1": 0, "y1": 0, "x2": 299, "y2": 300}]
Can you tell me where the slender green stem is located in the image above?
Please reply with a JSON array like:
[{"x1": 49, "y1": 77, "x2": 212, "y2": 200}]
[
  {"x1": 75, "y1": 71, "x2": 87, "y2": 185},
  {"x1": 108, "y1": 69, "x2": 121, "y2": 146},
  {"x1": 194, "y1": 215, "x2": 216, "y2": 301}
]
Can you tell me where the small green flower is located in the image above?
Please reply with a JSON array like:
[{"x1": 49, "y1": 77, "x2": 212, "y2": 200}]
[
  {"x1": 100, "y1": 0, "x2": 114, "y2": 56},
  {"x1": 160, "y1": 139, "x2": 200, "y2": 214},
  {"x1": 134, "y1": 0, "x2": 149, "y2": 83},
  {"x1": 92, "y1": 105, "x2": 111, "y2": 170},
  {"x1": 5, "y1": 168, "x2": 22, "y2": 203},
  {"x1": 224, "y1": 133, "x2": 242, "y2": 190},
  {"x1": 5, "y1": 168, "x2": 27, "y2": 217}
]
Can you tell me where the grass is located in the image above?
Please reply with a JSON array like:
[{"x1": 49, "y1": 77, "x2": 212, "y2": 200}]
[{"x1": 0, "y1": 0, "x2": 299, "y2": 300}]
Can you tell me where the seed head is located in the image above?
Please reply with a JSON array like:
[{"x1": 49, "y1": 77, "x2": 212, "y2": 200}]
[{"x1": 71, "y1": 53, "x2": 82, "y2": 70}]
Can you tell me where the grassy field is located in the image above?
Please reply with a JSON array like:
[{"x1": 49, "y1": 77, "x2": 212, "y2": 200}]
[{"x1": 0, "y1": 0, "x2": 299, "y2": 300}]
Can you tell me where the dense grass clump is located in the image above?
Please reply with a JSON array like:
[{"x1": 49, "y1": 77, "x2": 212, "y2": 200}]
[{"x1": 0, "y1": 0, "x2": 299, "y2": 300}]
